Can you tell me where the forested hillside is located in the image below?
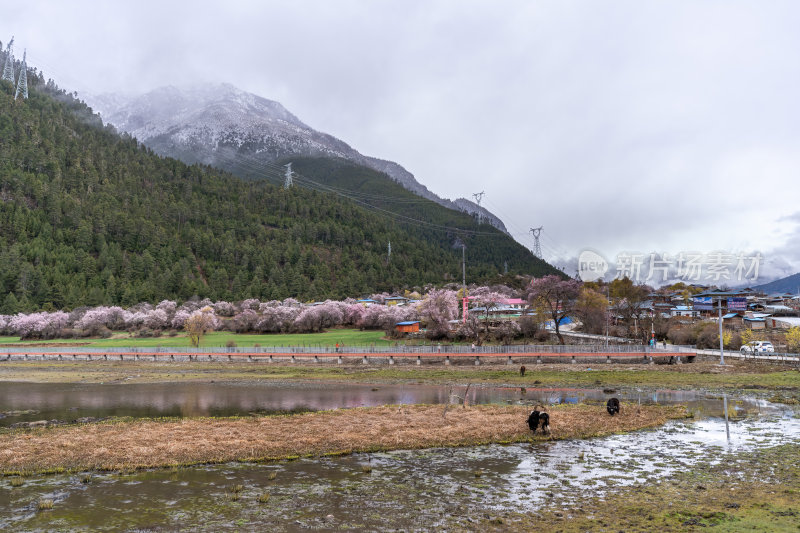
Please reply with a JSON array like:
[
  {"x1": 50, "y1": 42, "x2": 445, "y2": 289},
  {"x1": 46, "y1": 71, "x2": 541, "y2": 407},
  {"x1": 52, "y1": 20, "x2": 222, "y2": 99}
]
[{"x1": 0, "y1": 74, "x2": 556, "y2": 313}]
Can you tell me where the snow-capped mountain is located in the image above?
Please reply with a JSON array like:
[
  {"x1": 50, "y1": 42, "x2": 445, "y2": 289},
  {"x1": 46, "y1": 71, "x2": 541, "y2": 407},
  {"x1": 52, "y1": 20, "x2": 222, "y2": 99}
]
[{"x1": 85, "y1": 83, "x2": 508, "y2": 233}]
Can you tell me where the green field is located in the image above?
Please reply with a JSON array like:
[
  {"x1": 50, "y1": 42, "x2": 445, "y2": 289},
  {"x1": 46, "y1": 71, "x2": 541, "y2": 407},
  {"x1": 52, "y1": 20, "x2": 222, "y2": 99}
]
[{"x1": 0, "y1": 329, "x2": 392, "y2": 348}]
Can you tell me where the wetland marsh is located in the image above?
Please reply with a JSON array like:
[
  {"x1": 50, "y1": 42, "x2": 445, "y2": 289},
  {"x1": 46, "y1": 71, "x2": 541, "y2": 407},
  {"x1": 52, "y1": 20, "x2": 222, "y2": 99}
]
[{"x1": 1, "y1": 358, "x2": 798, "y2": 531}]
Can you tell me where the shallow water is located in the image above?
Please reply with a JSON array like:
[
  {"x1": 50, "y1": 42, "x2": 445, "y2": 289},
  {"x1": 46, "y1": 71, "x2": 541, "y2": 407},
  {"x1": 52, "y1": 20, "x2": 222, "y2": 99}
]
[
  {"x1": 0, "y1": 381, "x2": 765, "y2": 425},
  {"x1": 1, "y1": 392, "x2": 797, "y2": 531}
]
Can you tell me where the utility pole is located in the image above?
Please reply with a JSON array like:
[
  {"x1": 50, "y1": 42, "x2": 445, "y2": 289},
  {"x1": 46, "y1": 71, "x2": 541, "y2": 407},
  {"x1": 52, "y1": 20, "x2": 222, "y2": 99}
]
[
  {"x1": 605, "y1": 285, "x2": 610, "y2": 349},
  {"x1": 717, "y1": 298, "x2": 725, "y2": 365},
  {"x1": 472, "y1": 191, "x2": 485, "y2": 224},
  {"x1": 283, "y1": 162, "x2": 294, "y2": 189},
  {"x1": 2, "y1": 37, "x2": 15, "y2": 83},
  {"x1": 529, "y1": 226, "x2": 543, "y2": 259},
  {"x1": 14, "y1": 49, "x2": 27, "y2": 100}
]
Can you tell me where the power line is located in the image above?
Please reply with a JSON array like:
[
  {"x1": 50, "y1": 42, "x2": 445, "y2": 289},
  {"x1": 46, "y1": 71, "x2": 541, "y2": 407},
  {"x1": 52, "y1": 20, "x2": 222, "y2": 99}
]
[
  {"x1": 7, "y1": 68, "x2": 526, "y2": 241},
  {"x1": 208, "y1": 150, "x2": 440, "y2": 204},
  {"x1": 184, "y1": 148, "x2": 507, "y2": 236},
  {"x1": 541, "y1": 232, "x2": 572, "y2": 260}
]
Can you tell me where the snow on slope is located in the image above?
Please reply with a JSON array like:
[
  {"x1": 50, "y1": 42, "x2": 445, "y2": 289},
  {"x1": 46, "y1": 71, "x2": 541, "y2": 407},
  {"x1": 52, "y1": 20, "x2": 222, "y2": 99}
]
[{"x1": 87, "y1": 83, "x2": 508, "y2": 233}]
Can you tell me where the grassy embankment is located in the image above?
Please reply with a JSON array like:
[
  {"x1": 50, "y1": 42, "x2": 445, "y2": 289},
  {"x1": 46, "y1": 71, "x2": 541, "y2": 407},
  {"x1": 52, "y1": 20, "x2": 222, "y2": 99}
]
[
  {"x1": 0, "y1": 403, "x2": 685, "y2": 475},
  {"x1": 0, "y1": 359, "x2": 798, "y2": 393},
  {"x1": 475, "y1": 443, "x2": 800, "y2": 532},
  {"x1": 0, "y1": 329, "x2": 392, "y2": 348}
]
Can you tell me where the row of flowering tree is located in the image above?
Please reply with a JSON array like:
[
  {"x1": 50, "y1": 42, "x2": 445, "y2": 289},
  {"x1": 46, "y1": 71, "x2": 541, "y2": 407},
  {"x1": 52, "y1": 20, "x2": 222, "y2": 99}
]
[
  {"x1": 0, "y1": 296, "x2": 422, "y2": 340},
  {"x1": 0, "y1": 280, "x2": 589, "y2": 343}
]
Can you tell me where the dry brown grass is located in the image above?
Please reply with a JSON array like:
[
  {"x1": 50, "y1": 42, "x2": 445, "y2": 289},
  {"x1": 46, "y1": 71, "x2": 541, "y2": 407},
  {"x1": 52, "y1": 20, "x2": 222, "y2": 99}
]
[{"x1": 0, "y1": 403, "x2": 685, "y2": 474}]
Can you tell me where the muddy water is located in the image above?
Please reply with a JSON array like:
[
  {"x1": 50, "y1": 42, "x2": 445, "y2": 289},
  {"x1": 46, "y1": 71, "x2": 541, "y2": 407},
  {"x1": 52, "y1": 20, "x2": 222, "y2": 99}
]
[
  {"x1": 0, "y1": 381, "x2": 762, "y2": 425},
  {"x1": 1, "y1": 392, "x2": 797, "y2": 531}
]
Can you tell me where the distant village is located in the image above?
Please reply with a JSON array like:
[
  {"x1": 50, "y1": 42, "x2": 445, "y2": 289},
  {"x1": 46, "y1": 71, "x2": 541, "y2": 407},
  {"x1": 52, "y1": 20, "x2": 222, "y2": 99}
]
[
  {"x1": 647, "y1": 287, "x2": 800, "y2": 330},
  {"x1": 2, "y1": 277, "x2": 799, "y2": 353}
]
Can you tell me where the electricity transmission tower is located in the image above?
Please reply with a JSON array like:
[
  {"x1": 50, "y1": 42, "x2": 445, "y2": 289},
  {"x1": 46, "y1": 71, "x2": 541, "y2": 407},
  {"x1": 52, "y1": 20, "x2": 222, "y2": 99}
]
[
  {"x1": 283, "y1": 163, "x2": 294, "y2": 189},
  {"x1": 14, "y1": 50, "x2": 27, "y2": 100},
  {"x1": 530, "y1": 226, "x2": 543, "y2": 259},
  {"x1": 472, "y1": 191, "x2": 485, "y2": 224},
  {"x1": 2, "y1": 37, "x2": 15, "y2": 83}
]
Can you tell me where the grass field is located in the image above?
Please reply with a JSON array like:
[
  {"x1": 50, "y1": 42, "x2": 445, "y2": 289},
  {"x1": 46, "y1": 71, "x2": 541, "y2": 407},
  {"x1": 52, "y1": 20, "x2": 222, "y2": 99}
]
[
  {"x1": 0, "y1": 329, "x2": 392, "y2": 348},
  {"x1": 0, "y1": 403, "x2": 684, "y2": 474},
  {"x1": 1, "y1": 359, "x2": 799, "y2": 393}
]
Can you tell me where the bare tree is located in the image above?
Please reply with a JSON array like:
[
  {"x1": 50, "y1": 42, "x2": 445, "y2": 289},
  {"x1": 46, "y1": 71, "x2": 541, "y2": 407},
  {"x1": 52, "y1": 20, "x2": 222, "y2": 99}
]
[
  {"x1": 184, "y1": 306, "x2": 219, "y2": 347},
  {"x1": 526, "y1": 275, "x2": 581, "y2": 344},
  {"x1": 609, "y1": 277, "x2": 651, "y2": 339}
]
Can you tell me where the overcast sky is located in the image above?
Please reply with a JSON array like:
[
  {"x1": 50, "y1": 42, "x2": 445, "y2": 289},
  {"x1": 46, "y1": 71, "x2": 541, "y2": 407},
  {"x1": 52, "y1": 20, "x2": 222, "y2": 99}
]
[{"x1": 3, "y1": 1, "x2": 800, "y2": 284}]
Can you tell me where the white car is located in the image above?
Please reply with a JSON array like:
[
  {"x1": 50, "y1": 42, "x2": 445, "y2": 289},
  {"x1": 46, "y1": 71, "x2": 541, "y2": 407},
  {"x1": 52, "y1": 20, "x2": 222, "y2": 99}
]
[{"x1": 740, "y1": 341, "x2": 775, "y2": 355}]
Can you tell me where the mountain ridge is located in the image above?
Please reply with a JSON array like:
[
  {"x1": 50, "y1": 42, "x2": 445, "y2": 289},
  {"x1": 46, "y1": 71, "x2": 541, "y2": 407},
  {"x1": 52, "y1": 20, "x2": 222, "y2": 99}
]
[
  {"x1": 754, "y1": 272, "x2": 800, "y2": 295},
  {"x1": 86, "y1": 83, "x2": 510, "y2": 233},
  {"x1": 0, "y1": 74, "x2": 556, "y2": 312}
]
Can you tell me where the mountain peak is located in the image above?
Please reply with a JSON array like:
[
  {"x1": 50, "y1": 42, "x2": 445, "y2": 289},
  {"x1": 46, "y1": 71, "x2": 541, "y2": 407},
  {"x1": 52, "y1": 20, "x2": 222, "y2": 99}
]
[{"x1": 84, "y1": 83, "x2": 509, "y2": 233}]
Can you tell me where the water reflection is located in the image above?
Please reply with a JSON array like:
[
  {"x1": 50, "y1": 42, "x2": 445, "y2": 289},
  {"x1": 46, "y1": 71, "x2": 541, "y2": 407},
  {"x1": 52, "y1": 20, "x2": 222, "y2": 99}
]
[{"x1": 0, "y1": 382, "x2": 772, "y2": 425}]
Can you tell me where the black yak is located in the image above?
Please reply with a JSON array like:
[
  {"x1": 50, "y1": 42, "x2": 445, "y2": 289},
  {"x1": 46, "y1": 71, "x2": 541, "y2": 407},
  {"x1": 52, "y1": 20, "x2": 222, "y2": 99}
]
[
  {"x1": 520, "y1": 365, "x2": 526, "y2": 377},
  {"x1": 607, "y1": 397, "x2": 620, "y2": 416},
  {"x1": 527, "y1": 405, "x2": 550, "y2": 433}
]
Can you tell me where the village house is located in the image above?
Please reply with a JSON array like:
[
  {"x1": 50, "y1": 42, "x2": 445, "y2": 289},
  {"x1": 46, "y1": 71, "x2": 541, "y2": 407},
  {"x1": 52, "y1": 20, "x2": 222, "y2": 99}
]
[{"x1": 394, "y1": 321, "x2": 420, "y2": 333}]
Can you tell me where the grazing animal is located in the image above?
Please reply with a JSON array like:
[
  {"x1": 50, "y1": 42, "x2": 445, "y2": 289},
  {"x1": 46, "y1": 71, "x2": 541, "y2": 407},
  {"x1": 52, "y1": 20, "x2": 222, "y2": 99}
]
[
  {"x1": 520, "y1": 365, "x2": 526, "y2": 377},
  {"x1": 607, "y1": 397, "x2": 620, "y2": 416},
  {"x1": 527, "y1": 405, "x2": 550, "y2": 434},
  {"x1": 527, "y1": 408, "x2": 540, "y2": 432},
  {"x1": 538, "y1": 411, "x2": 549, "y2": 433}
]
